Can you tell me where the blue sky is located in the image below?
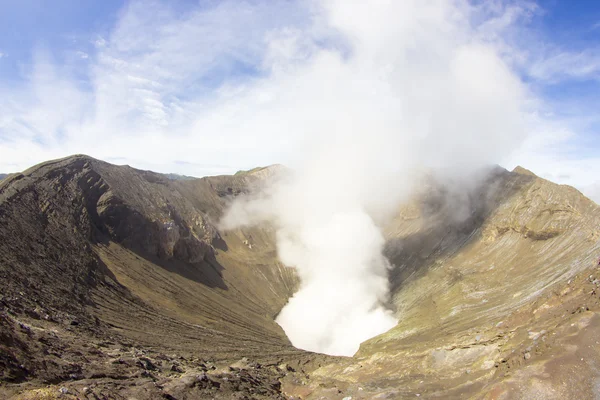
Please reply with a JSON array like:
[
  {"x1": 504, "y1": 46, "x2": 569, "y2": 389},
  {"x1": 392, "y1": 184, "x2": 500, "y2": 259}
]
[
  {"x1": 0, "y1": 1, "x2": 117, "y2": 73},
  {"x1": 526, "y1": 0, "x2": 600, "y2": 141},
  {"x1": 1, "y1": 0, "x2": 600, "y2": 202}
]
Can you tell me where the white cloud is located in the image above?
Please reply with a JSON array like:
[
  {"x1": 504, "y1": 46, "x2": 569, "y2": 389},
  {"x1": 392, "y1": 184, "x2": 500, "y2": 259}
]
[
  {"x1": 0, "y1": 0, "x2": 313, "y2": 176},
  {"x1": 0, "y1": 0, "x2": 597, "y2": 197},
  {"x1": 93, "y1": 37, "x2": 107, "y2": 48},
  {"x1": 528, "y1": 49, "x2": 600, "y2": 82},
  {"x1": 468, "y1": 3, "x2": 600, "y2": 85}
]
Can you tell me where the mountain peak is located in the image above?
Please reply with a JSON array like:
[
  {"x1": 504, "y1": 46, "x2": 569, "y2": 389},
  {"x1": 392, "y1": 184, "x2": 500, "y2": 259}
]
[{"x1": 512, "y1": 165, "x2": 537, "y2": 177}]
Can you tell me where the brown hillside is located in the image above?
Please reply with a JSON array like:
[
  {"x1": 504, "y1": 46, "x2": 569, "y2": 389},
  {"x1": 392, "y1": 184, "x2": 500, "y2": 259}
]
[{"x1": 1, "y1": 155, "x2": 600, "y2": 399}]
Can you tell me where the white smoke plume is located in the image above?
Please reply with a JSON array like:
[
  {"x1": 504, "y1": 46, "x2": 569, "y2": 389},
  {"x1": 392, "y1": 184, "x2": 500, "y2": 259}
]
[{"x1": 220, "y1": 0, "x2": 532, "y2": 356}]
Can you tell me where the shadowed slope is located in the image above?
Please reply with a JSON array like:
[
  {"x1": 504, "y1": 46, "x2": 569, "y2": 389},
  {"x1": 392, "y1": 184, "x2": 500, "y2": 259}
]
[{"x1": 0, "y1": 155, "x2": 307, "y2": 392}]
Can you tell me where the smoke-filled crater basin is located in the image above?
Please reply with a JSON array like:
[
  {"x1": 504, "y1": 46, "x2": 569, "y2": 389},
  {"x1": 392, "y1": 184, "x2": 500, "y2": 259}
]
[
  {"x1": 220, "y1": 170, "x2": 401, "y2": 357},
  {"x1": 3, "y1": 156, "x2": 600, "y2": 399}
]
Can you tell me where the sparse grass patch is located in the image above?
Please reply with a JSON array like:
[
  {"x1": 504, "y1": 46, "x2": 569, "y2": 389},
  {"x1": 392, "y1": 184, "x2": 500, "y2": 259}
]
[{"x1": 14, "y1": 388, "x2": 60, "y2": 400}]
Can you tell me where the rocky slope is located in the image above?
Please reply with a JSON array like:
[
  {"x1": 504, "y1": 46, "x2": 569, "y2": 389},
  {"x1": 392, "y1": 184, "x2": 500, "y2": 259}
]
[
  {"x1": 289, "y1": 166, "x2": 600, "y2": 399},
  {"x1": 1, "y1": 155, "x2": 600, "y2": 399},
  {"x1": 0, "y1": 155, "x2": 322, "y2": 399}
]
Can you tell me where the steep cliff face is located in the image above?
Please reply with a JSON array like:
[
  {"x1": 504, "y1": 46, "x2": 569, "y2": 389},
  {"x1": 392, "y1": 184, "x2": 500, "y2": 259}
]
[
  {"x1": 2, "y1": 155, "x2": 600, "y2": 399},
  {"x1": 380, "y1": 166, "x2": 599, "y2": 338}
]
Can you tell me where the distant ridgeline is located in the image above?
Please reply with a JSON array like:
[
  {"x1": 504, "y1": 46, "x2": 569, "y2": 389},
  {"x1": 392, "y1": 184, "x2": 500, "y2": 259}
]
[
  {"x1": 0, "y1": 170, "x2": 196, "y2": 181},
  {"x1": 235, "y1": 166, "x2": 269, "y2": 176},
  {"x1": 162, "y1": 172, "x2": 197, "y2": 181}
]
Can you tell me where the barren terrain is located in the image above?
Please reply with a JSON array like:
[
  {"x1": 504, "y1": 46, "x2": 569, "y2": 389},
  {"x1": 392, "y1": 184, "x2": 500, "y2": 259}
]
[{"x1": 1, "y1": 155, "x2": 600, "y2": 399}]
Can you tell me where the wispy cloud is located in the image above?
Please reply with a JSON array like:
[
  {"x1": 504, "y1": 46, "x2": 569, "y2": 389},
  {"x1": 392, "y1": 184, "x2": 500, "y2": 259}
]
[
  {"x1": 0, "y1": 0, "x2": 316, "y2": 175},
  {"x1": 0, "y1": 0, "x2": 599, "y2": 202},
  {"x1": 528, "y1": 49, "x2": 600, "y2": 82}
]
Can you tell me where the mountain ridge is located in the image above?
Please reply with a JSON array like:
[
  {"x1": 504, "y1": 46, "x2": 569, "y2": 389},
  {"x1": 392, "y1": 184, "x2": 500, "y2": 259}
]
[{"x1": 2, "y1": 154, "x2": 600, "y2": 399}]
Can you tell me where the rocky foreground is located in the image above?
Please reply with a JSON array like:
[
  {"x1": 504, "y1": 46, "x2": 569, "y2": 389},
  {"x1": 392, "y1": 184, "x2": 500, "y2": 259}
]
[{"x1": 1, "y1": 155, "x2": 600, "y2": 399}]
